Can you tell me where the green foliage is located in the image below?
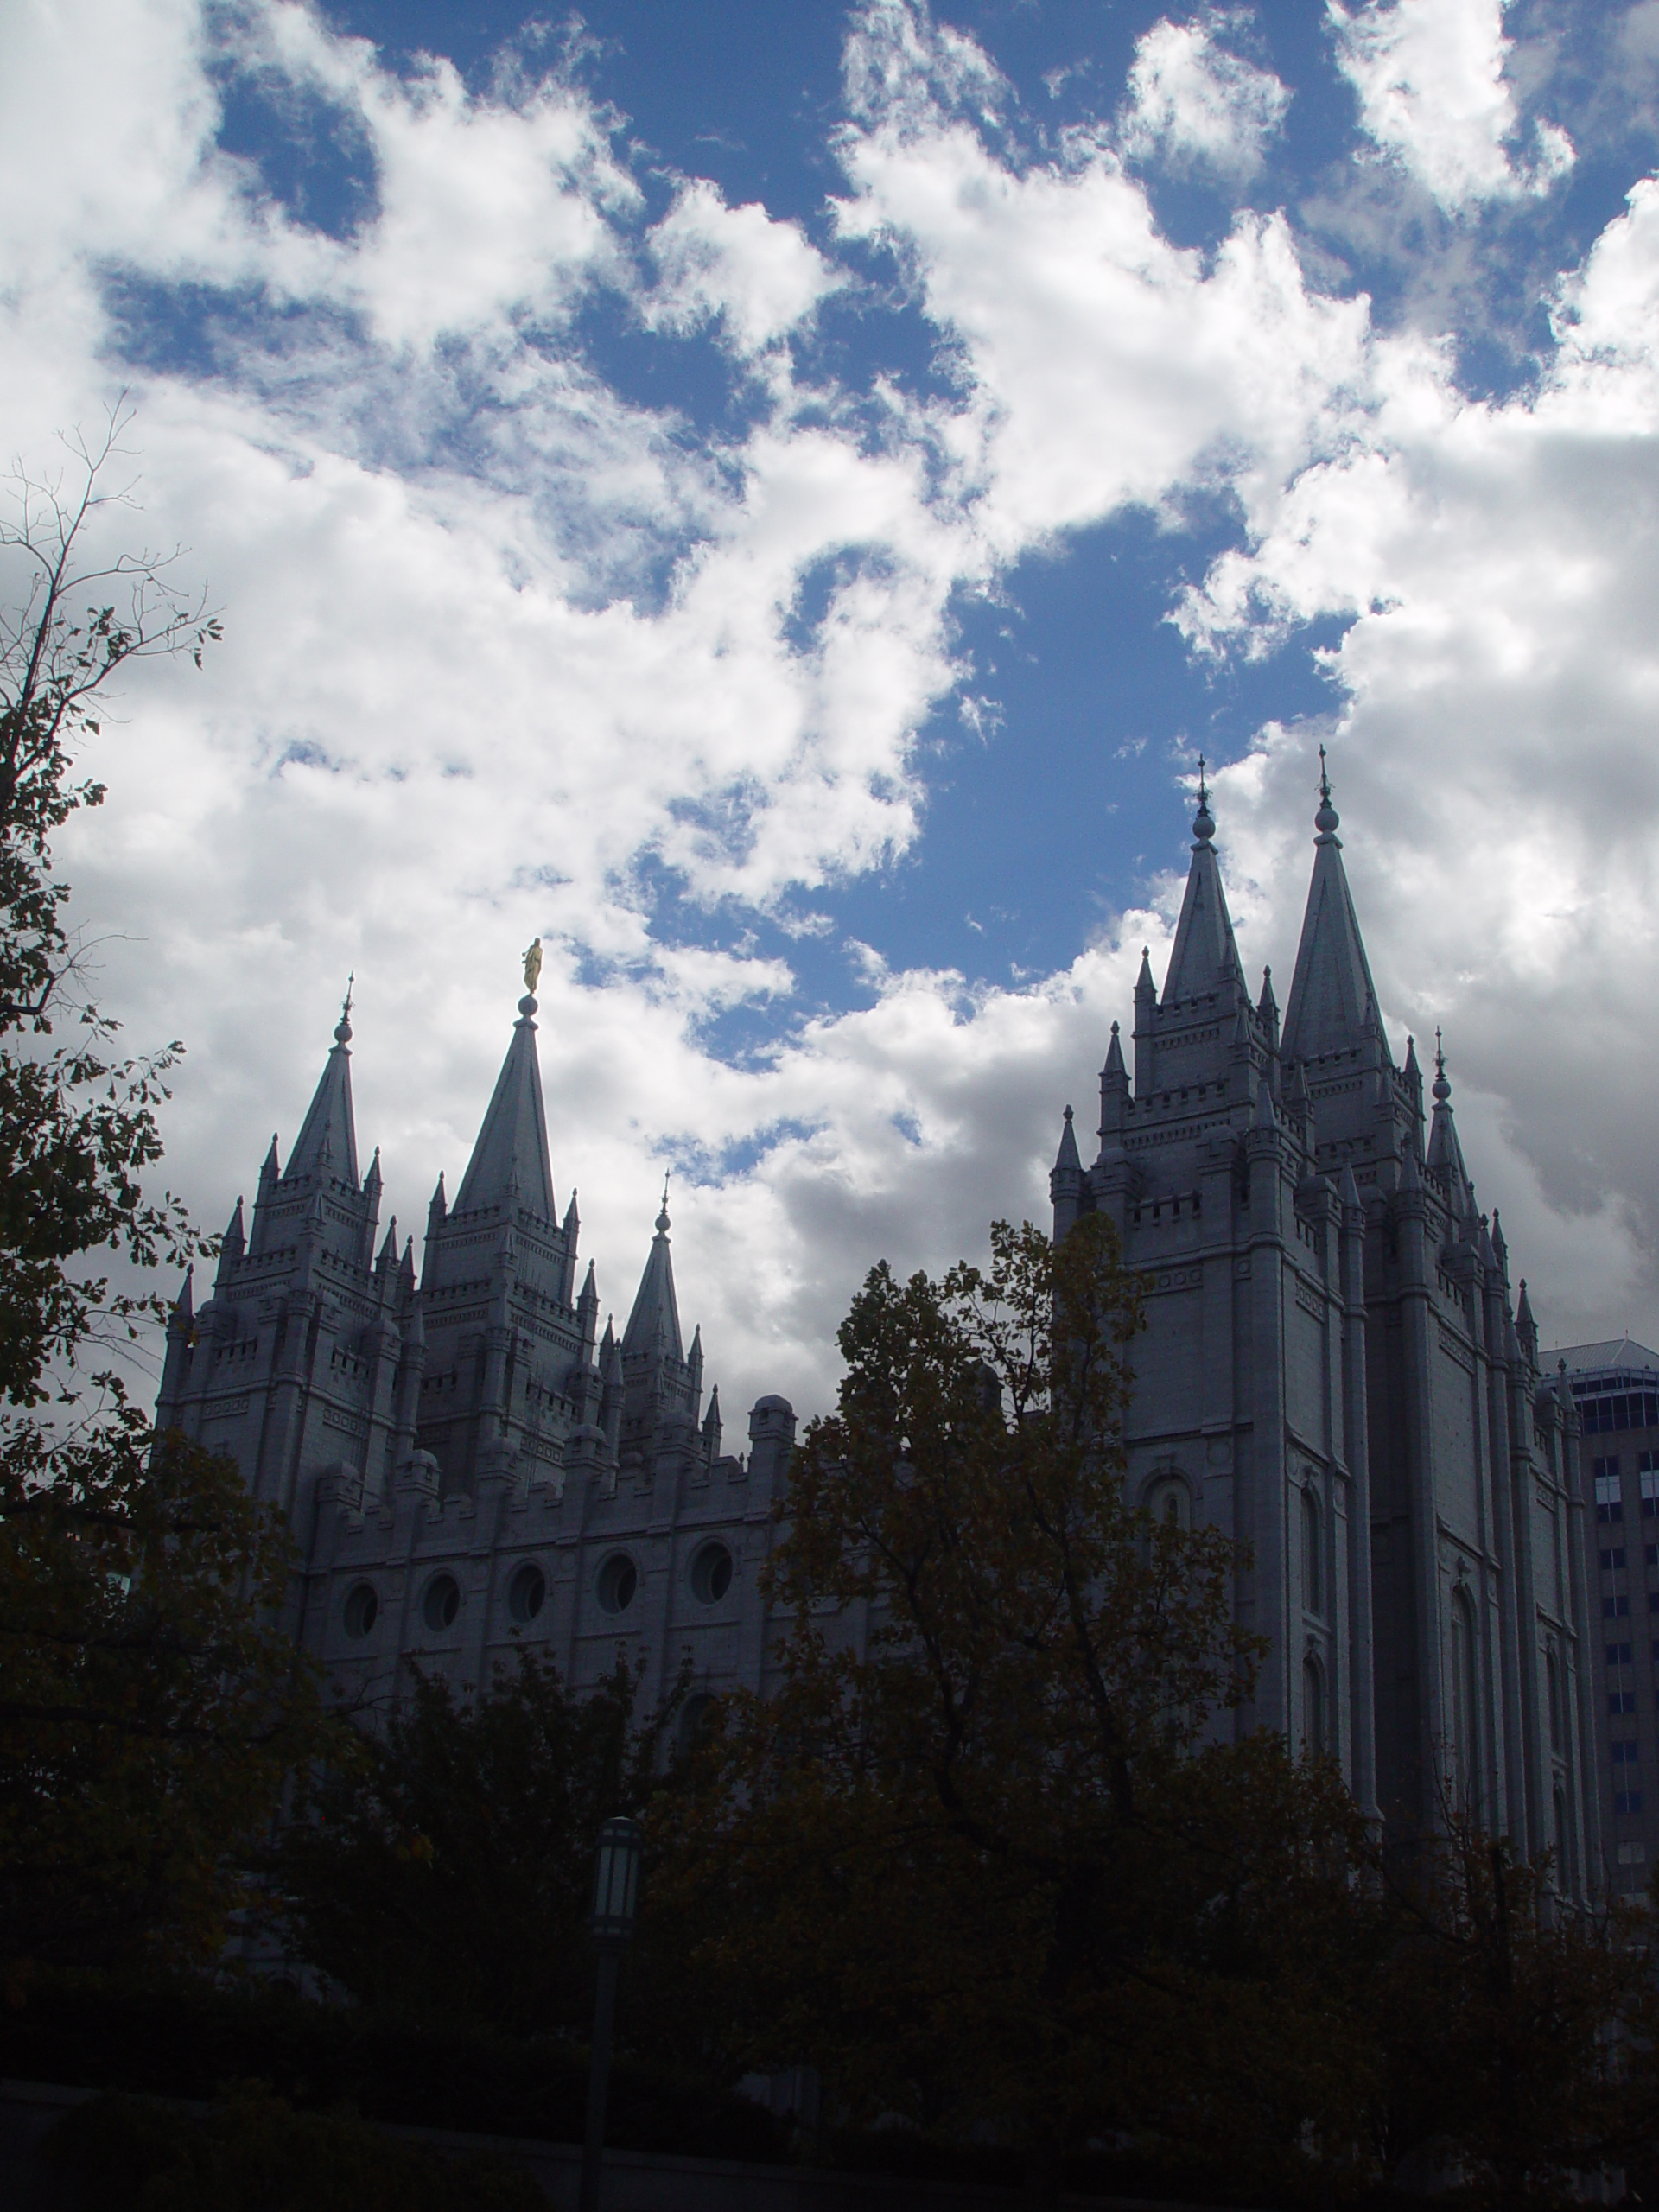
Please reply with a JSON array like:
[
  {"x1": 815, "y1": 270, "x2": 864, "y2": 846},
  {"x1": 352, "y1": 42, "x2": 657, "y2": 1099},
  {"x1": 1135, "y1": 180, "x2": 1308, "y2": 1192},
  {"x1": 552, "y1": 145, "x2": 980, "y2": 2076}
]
[
  {"x1": 0, "y1": 419, "x2": 330, "y2": 1986},
  {"x1": 0, "y1": 1421, "x2": 331, "y2": 1984},
  {"x1": 1366, "y1": 1817, "x2": 1659, "y2": 2203},
  {"x1": 654, "y1": 1215, "x2": 1659, "y2": 2203},
  {"x1": 656, "y1": 1217, "x2": 1375, "y2": 2172},
  {"x1": 48, "y1": 2084, "x2": 543, "y2": 2212},
  {"x1": 0, "y1": 414, "x2": 219, "y2": 1406},
  {"x1": 273, "y1": 1652, "x2": 677, "y2": 2041}
]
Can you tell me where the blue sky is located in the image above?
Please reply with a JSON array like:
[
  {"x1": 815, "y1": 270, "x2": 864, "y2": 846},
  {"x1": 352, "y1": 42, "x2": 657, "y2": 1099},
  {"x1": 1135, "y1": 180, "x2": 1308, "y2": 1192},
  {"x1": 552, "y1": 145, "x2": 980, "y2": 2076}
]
[{"x1": 3, "y1": 0, "x2": 1658, "y2": 1412}]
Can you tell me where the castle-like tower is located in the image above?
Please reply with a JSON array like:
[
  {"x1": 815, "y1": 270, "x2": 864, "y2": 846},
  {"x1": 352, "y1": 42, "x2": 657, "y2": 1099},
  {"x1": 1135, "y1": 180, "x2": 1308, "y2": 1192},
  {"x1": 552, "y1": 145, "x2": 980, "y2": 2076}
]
[
  {"x1": 156, "y1": 774, "x2": 1601, "y2": 1884},
  {"x1": 156, "y1": 984, "x2": 792, "y2": 1718},
  {"x1": 1050, "y1": 769, "x2": 1599, "y2": 1878}
]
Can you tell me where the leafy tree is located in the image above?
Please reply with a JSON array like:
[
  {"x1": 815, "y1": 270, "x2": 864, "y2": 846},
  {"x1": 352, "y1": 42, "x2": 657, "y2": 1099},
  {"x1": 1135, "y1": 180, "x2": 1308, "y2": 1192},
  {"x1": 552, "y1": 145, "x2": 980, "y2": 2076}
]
[
  {"x1": 0, "y1": 417, "x2": 328, "y2": 1988},
  {"x1": 273, "y1": 1654, "x2": 681, "y2": 2044},
  {"x1": 0, "y1": 415, "x2": 219, "y2": 1404},
  {"x1": 658, "y1": 1217, "x2": 1372, "y2": 2191},
  {"x1": 1367, "y1": 1815, "x2": 1659, "y2": 2206}
]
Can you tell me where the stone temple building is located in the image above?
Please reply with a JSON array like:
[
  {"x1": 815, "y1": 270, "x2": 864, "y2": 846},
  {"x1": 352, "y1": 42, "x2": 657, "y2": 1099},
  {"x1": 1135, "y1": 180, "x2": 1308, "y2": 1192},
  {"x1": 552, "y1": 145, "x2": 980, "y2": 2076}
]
[
  {"x1": 156, "y1": 766, "x2": 1601, "y2": 1881},
  {"x1": 1048, "y1": 767, "x2": 1598, "y2": 1883},
  {"x1": 155, "y1": 982, "x2": 794, "y2": 1731}
]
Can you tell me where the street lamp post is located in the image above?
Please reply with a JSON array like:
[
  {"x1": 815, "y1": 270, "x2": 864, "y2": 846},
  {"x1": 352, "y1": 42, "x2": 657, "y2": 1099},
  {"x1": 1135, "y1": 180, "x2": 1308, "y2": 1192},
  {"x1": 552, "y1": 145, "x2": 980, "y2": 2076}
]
[{"x1": 578, "y1": 1815, "x2": 643, "y2": 2212}]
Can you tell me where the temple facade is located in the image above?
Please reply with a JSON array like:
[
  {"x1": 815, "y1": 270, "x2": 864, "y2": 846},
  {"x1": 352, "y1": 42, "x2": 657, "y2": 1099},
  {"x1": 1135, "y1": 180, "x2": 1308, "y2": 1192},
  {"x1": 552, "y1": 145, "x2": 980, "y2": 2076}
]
[
  {"x1": 156, "y1": 768, "x2": 1601, "y2": 1882},
  {"x1": 1048, "y1": 770, "x2": 1598, "y2": 1881},
  {"x1": 155, "y1": 984, "x2": 792, "y2": 1731}
]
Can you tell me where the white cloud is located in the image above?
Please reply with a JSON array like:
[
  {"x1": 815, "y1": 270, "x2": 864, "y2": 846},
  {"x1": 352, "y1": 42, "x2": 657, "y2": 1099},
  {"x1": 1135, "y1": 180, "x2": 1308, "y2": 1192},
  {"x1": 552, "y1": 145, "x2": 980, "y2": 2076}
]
[
  {"x1": 1170, "y1": 184, "x2": 1659, "y2": 1344},
  {"x1": 835, "y1": 5, "x2": 1368, "y2": 559},
  {"x1": 1329, "y1": 0, "x2": 1574, "y2": 211},
  {"x1": 2, "y1": 0, "x2": 1656, "y2": 1430},
  {"x1": 1121, "y1": 11, "x2": 1291, "y2": 180},
  {"x1": 646, "y1": 180, "x2": 845, "y2": 357}
]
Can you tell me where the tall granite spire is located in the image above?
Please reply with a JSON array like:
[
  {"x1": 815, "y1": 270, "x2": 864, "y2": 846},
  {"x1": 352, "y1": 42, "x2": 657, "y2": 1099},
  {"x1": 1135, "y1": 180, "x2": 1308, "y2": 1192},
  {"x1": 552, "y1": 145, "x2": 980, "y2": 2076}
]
[
  {"x1": 623, "y1": 1181, "x2": 684, "y2": 1363},
  {"x1": 1161, "y1": 763, "x2": 1245, "y2": 1004},
  {"x1": 1425, "y1": 1030, "x2": 1476, "y2": 1221},
  {"x1": 1280, "y1": 753, "x2": 1390, "y2": 1068},
  {"x1": 284, "y1": 984, "x2": 360, "y2": 1186},
  {"x1": 454, "y1": 986, "x2": 557, "y2": 1224}
]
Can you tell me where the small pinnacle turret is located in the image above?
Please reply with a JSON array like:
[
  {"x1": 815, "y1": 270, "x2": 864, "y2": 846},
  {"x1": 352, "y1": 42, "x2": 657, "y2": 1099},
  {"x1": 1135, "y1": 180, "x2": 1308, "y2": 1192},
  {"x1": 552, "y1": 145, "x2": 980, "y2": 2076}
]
[
  {"x1": 1426, "y1": 1029, "x2": 1476, "y2": 1220},
  {"x1": 623, "y1": 1187, "x2": 684, "y2": 1363},
  {"x1": 1053, "y1": 1103, "x2": 1082, "y2": 1175}
]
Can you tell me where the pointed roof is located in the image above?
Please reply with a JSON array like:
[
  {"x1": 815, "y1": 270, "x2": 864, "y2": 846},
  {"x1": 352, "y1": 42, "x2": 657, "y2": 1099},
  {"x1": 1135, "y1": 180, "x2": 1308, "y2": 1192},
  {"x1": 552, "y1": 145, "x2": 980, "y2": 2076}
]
[
  {"x1": 454, "y1": 991, "x2": 557, "y2": 1224},
  {"x1": 623, "y1": 1185, "x2": 684, "y2": 1363},
  {"x1": 1053, "y1": 1105, "x2": 1082, "y2": 1175},
  {"x1": 1545, "y1": 1337, "x2": 1659, "y2": 1377},
  {"x1": 285, "y1": 993, "x2": 359, "y2": 1186},
  {"x1": 1280, "y1": 761, "x2": 1391, "y2": 1069},
  {"x1": 1161, "y1": 772, "x2": 1244, "y2": 1005},
  {"x1": 1425, "y1": 1031, "x2": 1475, "y2": 1219},
  {"x1": 1103, "y1": 1022, "x2": 1128, "y2": 1083}
]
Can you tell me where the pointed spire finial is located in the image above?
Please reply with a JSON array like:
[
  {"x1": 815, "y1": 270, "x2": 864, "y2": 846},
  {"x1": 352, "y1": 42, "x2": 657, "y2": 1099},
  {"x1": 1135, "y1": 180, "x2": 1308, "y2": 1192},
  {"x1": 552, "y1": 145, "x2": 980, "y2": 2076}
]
[
  {"x1": 657, "y1": 1170, "x2": 671, "y2": 1236},
  {"x1": 1314, "y1": 747, "x2": 1340, "y2": 837},
  {"x1": 1192, "y1": 755, "x2": 1215, "y2": 844},
  {"x1": 1433, "y1": 1027, "x2": 1450, "y2": 1104},
  {"x1": 336, "y1": 973, "x2": 354, "y2": 1046}
]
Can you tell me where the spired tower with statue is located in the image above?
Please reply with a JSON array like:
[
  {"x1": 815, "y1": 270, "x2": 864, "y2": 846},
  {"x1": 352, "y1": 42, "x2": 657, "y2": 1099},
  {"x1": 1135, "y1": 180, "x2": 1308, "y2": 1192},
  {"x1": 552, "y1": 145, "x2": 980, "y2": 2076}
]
[
  {"x1": 156, "y1": 966, "x2": 796, "y2": 1726},
  {"x1": 1048, "y1": 766, "x2": 1599, "y2": 1882},
  {"x1": 156, "y1": 771, "x2": 1604, "y2": 1884}
]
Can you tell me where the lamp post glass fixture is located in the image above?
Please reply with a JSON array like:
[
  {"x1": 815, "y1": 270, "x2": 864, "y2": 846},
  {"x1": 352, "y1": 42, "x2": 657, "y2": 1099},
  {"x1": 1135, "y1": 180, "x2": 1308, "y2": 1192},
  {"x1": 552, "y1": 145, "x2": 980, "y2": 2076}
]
[{"x1": 578, "y1": 1816, "x2": 643, "y2": 2212}]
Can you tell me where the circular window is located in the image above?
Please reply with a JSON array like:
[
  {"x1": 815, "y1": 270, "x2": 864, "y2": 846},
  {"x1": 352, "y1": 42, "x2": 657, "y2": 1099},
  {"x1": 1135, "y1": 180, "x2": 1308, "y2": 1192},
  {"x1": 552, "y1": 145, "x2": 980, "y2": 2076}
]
[
  {"x1": 690, "y1": 1542, "x2": 734, "y2": 1604},
  {"x1": 343, "y1": 1582, "x2": 378, "y2": 1638},
  {"x1": 422, "y1": 1573, "x2": 461, "y2": 1633},
  {"x1": 508, "y1": 1563, "x2": 546, "y2": 1624},
  {"x1": 596, "y1": 1554, "x2": 638, "y2": 1615}
]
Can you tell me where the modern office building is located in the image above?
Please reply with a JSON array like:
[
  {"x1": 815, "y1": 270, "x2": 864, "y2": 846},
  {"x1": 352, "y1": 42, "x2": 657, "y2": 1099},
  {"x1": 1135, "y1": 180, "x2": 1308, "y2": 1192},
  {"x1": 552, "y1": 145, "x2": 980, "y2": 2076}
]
[{"x1": 1544, "y1": 1340, "x2": 1659, "y2": 1895}]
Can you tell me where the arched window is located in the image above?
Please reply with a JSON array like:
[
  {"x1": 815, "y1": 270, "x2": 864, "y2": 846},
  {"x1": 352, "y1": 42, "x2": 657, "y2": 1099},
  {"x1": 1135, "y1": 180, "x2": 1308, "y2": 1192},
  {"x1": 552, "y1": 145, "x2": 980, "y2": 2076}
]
[
  {"x1": 1547, "y1": 1649, "x2": 1562, "y2": 1755},
  {"x1": 1302, "y1": 1654, "x2": 1325, "y2": 1757},
  {"x1": 1146, "y1": 1476, "x2": 1190, "y2": 1531},
  {"x1": 1301, "y1": 1486, "x2": 1322, "y2": 1617},
  {"x1": 1450, "y1": 1590, "x2": 1478, "y2": 1812},
  {"x1": 1150, "y1": 1478, "x2": 1185, "y2": 1530}
]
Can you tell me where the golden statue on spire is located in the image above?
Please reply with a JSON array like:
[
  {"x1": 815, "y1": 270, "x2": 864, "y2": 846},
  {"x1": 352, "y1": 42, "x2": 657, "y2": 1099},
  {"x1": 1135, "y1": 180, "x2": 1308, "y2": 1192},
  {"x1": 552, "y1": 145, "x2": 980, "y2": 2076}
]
[{"x1": 522, "y1": 937, "x2": 543, "y2": 995}]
